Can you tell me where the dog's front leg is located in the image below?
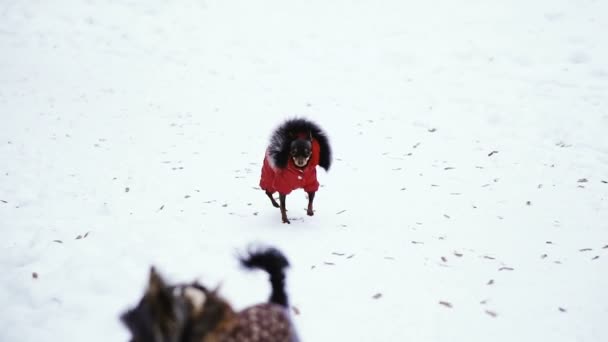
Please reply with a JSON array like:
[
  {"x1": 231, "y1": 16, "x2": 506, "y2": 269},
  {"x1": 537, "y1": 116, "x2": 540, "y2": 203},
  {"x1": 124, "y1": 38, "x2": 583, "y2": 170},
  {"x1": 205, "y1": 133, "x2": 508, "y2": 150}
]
[
  {"x1": 279, "y1": 193, "x2": 290, "y2": 224},
  {"x1": 265, "y1": 191, "x2": 280, "y2": 208},
  {"x1": 306, "y1": 191, "x2": 315, "y2": 216}
]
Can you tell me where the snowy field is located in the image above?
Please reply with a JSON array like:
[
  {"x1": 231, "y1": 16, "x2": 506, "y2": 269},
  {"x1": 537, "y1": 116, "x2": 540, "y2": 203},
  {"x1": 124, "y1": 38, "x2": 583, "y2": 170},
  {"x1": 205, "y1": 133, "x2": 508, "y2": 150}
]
[{"x1": 1, "y1": 0, "x2": 608, "y2": 341}]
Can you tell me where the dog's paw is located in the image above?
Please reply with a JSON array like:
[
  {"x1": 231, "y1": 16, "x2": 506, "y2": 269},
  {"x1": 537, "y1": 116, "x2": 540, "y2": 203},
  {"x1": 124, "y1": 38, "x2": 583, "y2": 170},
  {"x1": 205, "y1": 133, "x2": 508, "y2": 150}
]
[
  {"x1": 306, "y1": 209, "x2": 314, "y2": 216},
  {"x1": 282, "y1": 216, "x2": 291, "y2": 224}
]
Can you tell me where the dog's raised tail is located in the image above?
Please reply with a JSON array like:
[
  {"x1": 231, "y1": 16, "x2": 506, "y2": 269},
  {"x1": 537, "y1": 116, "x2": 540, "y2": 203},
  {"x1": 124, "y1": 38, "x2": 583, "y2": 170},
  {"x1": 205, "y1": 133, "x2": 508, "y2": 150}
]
[{"x1": 240, "y1": 246, "x2": 290, "y2": 307}]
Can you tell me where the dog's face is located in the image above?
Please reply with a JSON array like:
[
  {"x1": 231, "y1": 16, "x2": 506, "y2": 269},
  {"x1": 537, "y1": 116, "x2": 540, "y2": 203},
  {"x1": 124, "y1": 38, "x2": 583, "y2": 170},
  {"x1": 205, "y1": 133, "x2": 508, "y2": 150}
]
[
  {"x1": 290, "y1": 138, "x2": 312, "y2": 168},
  {"x1": 121, "y1": 268, "x2": 204, "y2": 342}
]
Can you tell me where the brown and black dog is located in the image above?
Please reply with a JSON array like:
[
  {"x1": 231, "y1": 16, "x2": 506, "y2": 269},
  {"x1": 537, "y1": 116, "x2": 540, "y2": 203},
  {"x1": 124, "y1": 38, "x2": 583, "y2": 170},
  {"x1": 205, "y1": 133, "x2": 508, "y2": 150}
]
[
  {"x1": 121, "y1": 247, "x2": 298, "y2": 342},
  {"x1": 259, "y1": 118, "x2": 332, "y2": 224}
]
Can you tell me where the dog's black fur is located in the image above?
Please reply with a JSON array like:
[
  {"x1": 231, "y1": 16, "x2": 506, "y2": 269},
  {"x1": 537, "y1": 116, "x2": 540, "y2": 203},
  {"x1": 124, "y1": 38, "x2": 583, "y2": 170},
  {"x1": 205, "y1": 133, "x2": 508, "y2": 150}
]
[
  {"x1": 267, "y1": 118, "x2": 332, "y2": 171},
  {"x1": 239, "y1": 246, "x2": 290, "y2": 307},
  {"x1": 121, "y1": 247, "x2": 295, "y2": 342}
]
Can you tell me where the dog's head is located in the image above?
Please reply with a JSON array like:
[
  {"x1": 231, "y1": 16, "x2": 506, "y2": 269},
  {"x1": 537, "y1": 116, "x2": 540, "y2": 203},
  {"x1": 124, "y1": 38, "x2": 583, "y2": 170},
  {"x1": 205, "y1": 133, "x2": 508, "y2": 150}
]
[
  {"x1": 121, "y1": 268, "x2": 235, "y2": 342},
  {"x1": 289, "y1": 136, "x2": 312, "y2": 168},
  {"x1": 121, "y1": 268, "x2": 185, "y2": 342},
  {"x1": 121, "y1": 268, "x2": 205, "y2": 342}
]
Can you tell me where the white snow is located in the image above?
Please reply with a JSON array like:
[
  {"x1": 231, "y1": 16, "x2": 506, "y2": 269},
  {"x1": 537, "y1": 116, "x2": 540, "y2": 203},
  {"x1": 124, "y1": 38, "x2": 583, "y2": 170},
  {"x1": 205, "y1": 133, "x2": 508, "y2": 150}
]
[{"x1": 1, "y1": 0, "x2": 607, "y2": 341}]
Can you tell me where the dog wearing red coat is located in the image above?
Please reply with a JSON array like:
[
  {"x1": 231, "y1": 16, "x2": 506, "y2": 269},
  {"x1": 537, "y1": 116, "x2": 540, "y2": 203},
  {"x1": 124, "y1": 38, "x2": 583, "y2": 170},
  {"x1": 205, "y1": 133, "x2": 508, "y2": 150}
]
[
  {"x1": 260, "y1": 118, "x2": 332, "y2": 224},
  {"x1": 120, "y1": 247, "x2": 298, "y2": 342}
]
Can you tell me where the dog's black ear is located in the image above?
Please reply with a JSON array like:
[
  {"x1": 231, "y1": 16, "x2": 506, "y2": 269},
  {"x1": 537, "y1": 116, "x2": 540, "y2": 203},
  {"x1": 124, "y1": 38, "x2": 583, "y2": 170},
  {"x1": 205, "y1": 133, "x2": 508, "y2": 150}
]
[
  {"x1": 146, "y1": 266, "x2": 166, "y2": 297},
  {"x1": 146, "y1": 267, "x2": 176, "y2": 320},
  {"x1": 120, "y1": 309, "x2": 133, "y2": 327}
]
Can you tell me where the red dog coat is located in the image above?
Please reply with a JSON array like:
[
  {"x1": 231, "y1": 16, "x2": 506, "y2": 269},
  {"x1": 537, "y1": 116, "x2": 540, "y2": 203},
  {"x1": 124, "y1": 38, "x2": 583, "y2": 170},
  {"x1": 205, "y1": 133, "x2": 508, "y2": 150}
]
[{"x1": 259, "y1": 139, "x2": 321, "y2": 195}]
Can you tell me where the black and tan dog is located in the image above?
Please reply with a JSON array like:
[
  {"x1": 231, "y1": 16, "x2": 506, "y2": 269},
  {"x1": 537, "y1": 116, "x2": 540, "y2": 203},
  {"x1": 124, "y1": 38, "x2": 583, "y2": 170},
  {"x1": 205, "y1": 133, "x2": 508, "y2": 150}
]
[
  {"x1": 121, "y1": 247, "x2": 298, "y2": 342},
  {"x1": 259, "y1": 118, "x2": 332, "y2": 224}
]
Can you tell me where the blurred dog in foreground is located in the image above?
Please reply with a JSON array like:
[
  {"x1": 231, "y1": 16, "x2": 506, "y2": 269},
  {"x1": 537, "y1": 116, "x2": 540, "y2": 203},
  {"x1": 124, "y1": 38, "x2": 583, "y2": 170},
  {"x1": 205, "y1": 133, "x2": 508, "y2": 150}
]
[
  {"x1": 121, "y1": 247, "x2": 297, "y2": 342},
  {"x1": 260, "y1": 118, "x2": 332, "y2": 224}
]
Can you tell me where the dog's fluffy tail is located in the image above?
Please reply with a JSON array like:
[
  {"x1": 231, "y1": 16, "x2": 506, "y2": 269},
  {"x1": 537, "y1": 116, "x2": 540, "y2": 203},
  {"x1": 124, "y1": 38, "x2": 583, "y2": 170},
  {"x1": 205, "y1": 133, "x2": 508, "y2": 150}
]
[{"x1": 240, "y1": 246, "x2": 290, "y2": 307}]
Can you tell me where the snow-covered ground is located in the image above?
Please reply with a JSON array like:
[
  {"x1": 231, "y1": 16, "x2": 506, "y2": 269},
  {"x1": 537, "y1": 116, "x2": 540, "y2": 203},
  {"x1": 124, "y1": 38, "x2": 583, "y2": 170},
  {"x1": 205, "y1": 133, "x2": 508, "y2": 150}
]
[{"x1": 1, "y1": 0, "x2": 607, "y2": 341}]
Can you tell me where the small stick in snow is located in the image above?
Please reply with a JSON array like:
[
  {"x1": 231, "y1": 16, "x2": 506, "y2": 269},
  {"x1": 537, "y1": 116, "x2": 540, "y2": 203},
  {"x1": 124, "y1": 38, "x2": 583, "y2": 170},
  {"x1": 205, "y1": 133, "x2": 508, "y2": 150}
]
[
  {"x1": 372, "y1": 293, "x2": 383, "y2": 299},
  {"x1": 487, "y1": 279, "x2": 494, "y2": 285},
  {"x1": 0, "y1": 200, "x2": 7, "y2": 204},
  {"x1": 454, "y1": 251, "x2": 463, "y2": 257},
  {"x1": 603, "y1": 244, "x2": 608, "y2": 249},
  {"x1": 336, "y1": 210, "x2": 346, "y2": 215},
  {"x1": 488, "y1": 151, "x2": 499, "y2": 157},
  {"x1": 158, "y1": 205, "x2": 165, "y2": 211},
  {"x1": 577, "y1": 178, "x2": 588, "y2": 183},
  {"x1": 439, "y1": 301, "x2": 452, "y2": 308},
  {"x1": 592, "y1": 256, "x2": 600, "y2": 260},
  {"x1": 558, "y1": 307, "x2": 567, "y2": 313},
  {"x1": 323, "y1": 262, "x2": 335, "y2": 266},
  {"x1": 541, "y1": 254, "x2": 548, "y2": 259},
  {"x1": 53, "y1": 240, "x2": 63, "y2": 244},
  {"x1": 32, "y1": 272, "x2": 38, "y2": 279},
  {"x1": 485, "y1": 310, "x2": 498, "y2": 317},
  {"x1": 579, "y1": 248, "x2": 592, "y2": 252},
  {"x1": 498, "y1": 267, "x2": 514, "y2": 271},
  {"x1": 125, "y1": 187, "x2": 130, "y2": 193},
  {"x1": 347, "y1": 254, "x2": 355, "y2": 259},
  {"x1": 441, "y1": 256, "x2": 448, "y2": 263},
  {"x1": 332, "y1": 252, "x2": 345, "y2": 256}
]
